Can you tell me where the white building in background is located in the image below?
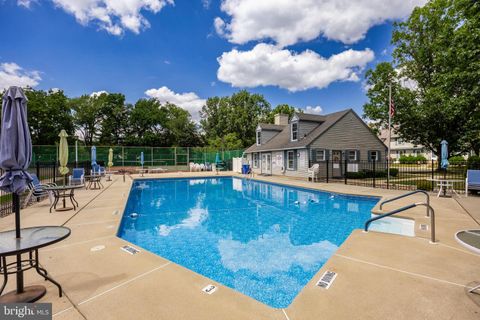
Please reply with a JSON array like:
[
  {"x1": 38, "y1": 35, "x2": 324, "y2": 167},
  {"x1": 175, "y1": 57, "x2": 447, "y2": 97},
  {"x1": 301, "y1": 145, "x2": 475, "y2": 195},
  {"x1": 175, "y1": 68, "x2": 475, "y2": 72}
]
[{"x1": 378, "y1": 128, "x2": 437, "y2": 161}]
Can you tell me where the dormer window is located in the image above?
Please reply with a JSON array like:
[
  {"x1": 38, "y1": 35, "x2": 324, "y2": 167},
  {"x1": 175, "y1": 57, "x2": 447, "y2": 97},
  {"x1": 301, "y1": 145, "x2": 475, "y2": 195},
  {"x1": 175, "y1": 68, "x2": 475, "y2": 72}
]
[
  {"x1": 291, "y1": 122, "x2": 298, "y2": 141},
  {"x1": 256, "y1": 130, "x2": 261, "y2": 145}
]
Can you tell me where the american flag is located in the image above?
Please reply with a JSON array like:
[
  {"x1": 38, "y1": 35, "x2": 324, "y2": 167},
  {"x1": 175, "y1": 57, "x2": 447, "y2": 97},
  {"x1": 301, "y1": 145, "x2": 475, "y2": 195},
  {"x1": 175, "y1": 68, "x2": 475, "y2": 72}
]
[{"x1": 389, "y1": 96, "x2": 395, "y2": 118}]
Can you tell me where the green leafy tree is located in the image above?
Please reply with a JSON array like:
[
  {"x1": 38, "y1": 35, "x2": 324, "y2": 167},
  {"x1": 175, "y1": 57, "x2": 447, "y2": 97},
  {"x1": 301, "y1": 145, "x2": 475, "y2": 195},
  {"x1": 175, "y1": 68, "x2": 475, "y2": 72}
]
[
  {"x1": 208, "y1": 133, "x2": 243, "y2": 150},
  {"x1": 26, "y1": 89, "x2": 74, "y2": 145},
  {"x1": 200, "y1": 90, "x2": 271, "y2": 147},
  {"x1": 161, "y1": 103, "x2": 202, "y2": 147},
  {"x1": 125, "y1": 98, "x2": 165, "y2": 146},
  {"x1": 97, "y1": 93, "x2": 130, "y2": 145},
  {"x1": 266, "y1": 104, "x2": 300, "y2": 123},
  {"x1": 363, "y1": 0, "x2": 480, "y2": 158},
  {"x1": 70, "y1": 94, "x2": 104, "y2": 145}
]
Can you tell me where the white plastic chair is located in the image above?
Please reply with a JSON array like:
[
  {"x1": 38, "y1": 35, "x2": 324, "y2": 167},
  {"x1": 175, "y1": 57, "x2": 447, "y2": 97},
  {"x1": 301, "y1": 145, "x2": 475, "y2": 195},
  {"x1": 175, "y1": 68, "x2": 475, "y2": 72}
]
[{"x1": 308, "y1": 163, "x2": 320, "y2": 182}]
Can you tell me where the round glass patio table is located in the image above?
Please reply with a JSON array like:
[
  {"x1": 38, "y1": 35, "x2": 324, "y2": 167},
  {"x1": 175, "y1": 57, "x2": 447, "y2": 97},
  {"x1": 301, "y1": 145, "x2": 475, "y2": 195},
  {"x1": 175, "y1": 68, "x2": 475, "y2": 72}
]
[
  {"x1": 0, "y1": 226, "x2": 71, "y2": 303},
  {"x1": 44, "y1": 184, "x2": 84, "y2": 212}
]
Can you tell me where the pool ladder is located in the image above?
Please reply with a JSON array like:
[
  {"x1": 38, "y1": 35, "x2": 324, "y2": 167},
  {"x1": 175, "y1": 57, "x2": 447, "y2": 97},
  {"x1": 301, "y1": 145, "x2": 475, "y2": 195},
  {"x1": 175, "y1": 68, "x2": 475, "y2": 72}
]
[{"x1": 364, "y1": 190, "x2": 436, "y2": 243}]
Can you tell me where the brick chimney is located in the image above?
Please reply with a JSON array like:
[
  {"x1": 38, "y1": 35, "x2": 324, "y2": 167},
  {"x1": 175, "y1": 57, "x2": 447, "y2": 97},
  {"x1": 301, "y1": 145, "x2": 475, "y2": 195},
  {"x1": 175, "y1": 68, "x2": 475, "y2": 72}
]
[{"x1": 274, "y1": 114, "x2": 289, "y2": 126}]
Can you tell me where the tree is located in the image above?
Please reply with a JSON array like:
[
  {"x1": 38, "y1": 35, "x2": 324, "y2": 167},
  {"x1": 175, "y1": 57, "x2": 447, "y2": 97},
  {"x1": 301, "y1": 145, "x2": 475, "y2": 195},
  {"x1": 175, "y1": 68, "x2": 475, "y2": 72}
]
[
  {"x1": 70, "y1": 94, "x2": 104, "y2": 145},
  {"x1": 200, "y1": 90, "x2": 271, "y2": 147},
  {"x1": 208, "y1": 133, "x2": 243, "y2": 150},
  {"x1": 97, "y1": 93, "x2": 130, "y2": 145},
  {"x1": 26, "y1": 89, "x2": 74, "y2": 145},
  {"x1": 125, "y1": 98, "x2": 165, "y2": 146},
  {"x1": 363, "y1": 0, "x2": 480, "y2": 158},
  {"x1": 266, "y1": 104, "x2": 300, "y2": 123},
  {"x1": 161, "y1": 103, "x2": 202, "y2": 147}
]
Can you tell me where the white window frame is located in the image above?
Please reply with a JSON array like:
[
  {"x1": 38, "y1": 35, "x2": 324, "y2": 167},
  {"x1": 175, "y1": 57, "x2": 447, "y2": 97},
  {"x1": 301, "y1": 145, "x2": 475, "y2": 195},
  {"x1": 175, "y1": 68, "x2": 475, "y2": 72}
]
[
  {"x1": 287, "y1": 151, "x2": 295, "y2": 170},
  {"x1": 256, "y1": 130, "x2": 261, "y2": 145},
  {"x1": 253, "y1": 153, "x2": 259, "y2": 168},
  {"x1": 291, "y1": 122, "x2": 298, "y2": 141},
  {"x1": 369, "y1": 150, "x2": 379, "y2": 161},
  {"x1": 316, "y1": 149, "x2": 326, "y2": 161},
  {"x1": 348, "y1": 150, "x2": 357, "y2": 161}
]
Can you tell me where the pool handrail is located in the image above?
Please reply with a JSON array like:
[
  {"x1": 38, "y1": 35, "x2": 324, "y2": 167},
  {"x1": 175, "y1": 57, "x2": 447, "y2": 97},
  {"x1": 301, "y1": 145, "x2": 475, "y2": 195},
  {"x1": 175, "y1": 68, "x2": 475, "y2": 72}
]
[
  {"x1": 365, "y1": 202, "x2": 435, "y2": 243},
  {"x1": 379, "y1": 190, "x2": 430, "y2": 217}
]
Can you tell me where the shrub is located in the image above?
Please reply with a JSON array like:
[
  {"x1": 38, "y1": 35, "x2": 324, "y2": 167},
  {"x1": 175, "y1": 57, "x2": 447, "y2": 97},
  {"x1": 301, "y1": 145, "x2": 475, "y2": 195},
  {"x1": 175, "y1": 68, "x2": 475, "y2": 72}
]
[
  {"x1": 399, "y1": 154, "x2": 427, "y2": 164},
  {"x1": 449, "y1": 155, "x2": 465, "y2": 165},
  {"x1": 468, "y1": 156, "x2": 480, "y2": 169},
  {"x1": 346, "y1": 171, "x2": 366, "y2": 179},
  {"x1": 389, "y1": 168, "x2": 399, "y2": 177},
  {"x1": 416, "y1": 180, "x2": 433, "y2": 191}
]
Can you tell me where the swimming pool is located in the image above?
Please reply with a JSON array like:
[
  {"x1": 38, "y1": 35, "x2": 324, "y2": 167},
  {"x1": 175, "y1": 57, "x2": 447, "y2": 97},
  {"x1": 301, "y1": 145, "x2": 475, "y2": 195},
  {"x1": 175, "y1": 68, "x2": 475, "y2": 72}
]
[{"x1": 118, "y1": 177, "x2": 406, "y2": 308}]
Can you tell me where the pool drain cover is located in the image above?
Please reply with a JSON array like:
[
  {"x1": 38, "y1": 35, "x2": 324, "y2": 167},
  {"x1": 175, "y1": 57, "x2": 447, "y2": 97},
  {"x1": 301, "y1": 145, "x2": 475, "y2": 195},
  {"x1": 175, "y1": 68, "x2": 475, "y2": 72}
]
[
  {"x1": 419, "y1": 224, "x2": 428, "y2": 231},
  {"x1": 121, "y1": 245, "x2": 140, "y2": 255},
  {"x1": 316, "y1": 271, "x2": 337, "y2": 289},
  {"x1": 202, "y1": 284, "x2": 217, "y2": 294}
]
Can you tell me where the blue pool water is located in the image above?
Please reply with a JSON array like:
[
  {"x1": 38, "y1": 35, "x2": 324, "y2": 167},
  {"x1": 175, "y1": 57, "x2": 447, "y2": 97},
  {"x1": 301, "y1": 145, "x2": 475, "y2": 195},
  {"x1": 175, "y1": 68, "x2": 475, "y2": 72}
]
[{"x1": 118, "y1": 177, "x2": 381, "y2": 308}]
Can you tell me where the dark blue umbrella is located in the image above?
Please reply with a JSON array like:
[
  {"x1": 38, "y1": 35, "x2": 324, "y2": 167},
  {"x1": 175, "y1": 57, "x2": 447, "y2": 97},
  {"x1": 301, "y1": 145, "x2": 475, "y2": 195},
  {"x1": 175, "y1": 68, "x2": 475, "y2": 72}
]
[
  {"x1": 0, "y1": 86, "x2": 33, "y2": 237},
  {"x1": 441, "y1": 140, "x2": 449, "y2": 169}
]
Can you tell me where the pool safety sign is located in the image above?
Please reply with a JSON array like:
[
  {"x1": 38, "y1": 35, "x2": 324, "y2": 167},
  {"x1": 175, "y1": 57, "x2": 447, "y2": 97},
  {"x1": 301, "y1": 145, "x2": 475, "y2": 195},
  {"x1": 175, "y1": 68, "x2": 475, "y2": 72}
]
[
  {"x1": 121, "y1": 245, "x2": 140, "y2": 255},
  {"x1": 202, "y1": 284, "x2": 217, "y2": 295},
  {"x1": 316, "y1": 271, "x2": 337, "y2": 289}
]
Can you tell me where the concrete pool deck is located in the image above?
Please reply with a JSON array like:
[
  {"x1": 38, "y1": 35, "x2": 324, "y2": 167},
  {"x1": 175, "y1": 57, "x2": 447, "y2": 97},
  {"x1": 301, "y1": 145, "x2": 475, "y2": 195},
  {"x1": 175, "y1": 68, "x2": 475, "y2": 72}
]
[{"x1": 0, "y1": 171, "x2": 479, "y2": 319}]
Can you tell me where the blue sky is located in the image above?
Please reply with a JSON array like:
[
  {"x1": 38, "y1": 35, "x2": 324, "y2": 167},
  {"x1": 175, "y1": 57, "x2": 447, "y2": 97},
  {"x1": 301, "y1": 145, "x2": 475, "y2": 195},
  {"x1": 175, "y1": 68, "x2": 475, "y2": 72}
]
[{"x1": 0, "y1": 0, "x2": 425, "y2": 120}]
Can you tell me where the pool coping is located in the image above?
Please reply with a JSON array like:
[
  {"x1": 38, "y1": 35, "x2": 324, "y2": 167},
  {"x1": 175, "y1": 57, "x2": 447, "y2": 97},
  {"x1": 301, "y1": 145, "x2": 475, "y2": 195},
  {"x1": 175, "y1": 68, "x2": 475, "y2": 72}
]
[
  {"x1": 120, "y1": 175, "x2": 385, "y2": 309},
  {"x1": 1, "y1": 171, "x2": 479, "y2": 319}
]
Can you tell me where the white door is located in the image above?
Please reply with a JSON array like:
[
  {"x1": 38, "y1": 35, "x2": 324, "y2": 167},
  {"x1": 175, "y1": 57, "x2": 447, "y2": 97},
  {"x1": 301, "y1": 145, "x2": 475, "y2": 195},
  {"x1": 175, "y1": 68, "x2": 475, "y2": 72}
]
[{"x1": 261, "y1": 153, "x2": 272, "y2": 175}]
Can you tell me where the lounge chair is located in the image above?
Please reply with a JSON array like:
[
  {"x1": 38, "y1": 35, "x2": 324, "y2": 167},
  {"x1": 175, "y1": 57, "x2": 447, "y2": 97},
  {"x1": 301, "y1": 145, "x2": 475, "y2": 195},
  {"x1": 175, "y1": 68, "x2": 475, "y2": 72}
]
[
  {"x1": 23, "y1": 174, "x2": 56, "y2": 207},
  {"x1": 69, "y1": 168, "x2": 85, "y2": 186},
  {"x1": 308, "y1": 163, "x2": 320, "y2": 182},
  {"x1": 92, "y1": 164, "x2": 106, "y2": 176},
  {"x1": 466, "y1": 170, "x2": 480, "y2": 196},
  {"x1": 148, "y1": 167, "x2": 167, "y2": 173}
]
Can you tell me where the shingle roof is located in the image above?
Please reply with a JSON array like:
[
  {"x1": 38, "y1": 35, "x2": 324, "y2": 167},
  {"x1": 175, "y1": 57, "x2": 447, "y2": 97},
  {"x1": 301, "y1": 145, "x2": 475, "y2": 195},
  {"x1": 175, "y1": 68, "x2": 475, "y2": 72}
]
[
  {"x1": 296, "y1": 113, "x2": 326, "y2": 122},
  {"x1": 257, "y1": 123, "x2": 285, "y2": 131},
  {"x1": 245, "y1": 109, "x2": 351, "y2": 153}
]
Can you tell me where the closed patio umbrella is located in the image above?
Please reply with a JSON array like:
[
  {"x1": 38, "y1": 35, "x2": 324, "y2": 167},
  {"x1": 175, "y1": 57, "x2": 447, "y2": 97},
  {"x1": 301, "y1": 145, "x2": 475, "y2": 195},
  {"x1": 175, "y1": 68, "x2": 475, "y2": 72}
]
[
  {"x1": 0, "y1": 86, "x2": 40, "y2": 301},
  {"x1": 0, "y1": 87, "x2": 33, "y2": 236},
  {"x1": 441, "y1": 140, "x2": 449, "y2": 169},
  {"x1": 140, "y1": 151, "x2": 144, "y2": 170},
  {"x1": 58, "y1": 130, "x2": 69, "y2": 183},
  {"x1": 108, "y1": 148, "x2": 114, "y2": 168},
  {"x1": 91, "y1": 145, "x2": 97, "y2": 174}
]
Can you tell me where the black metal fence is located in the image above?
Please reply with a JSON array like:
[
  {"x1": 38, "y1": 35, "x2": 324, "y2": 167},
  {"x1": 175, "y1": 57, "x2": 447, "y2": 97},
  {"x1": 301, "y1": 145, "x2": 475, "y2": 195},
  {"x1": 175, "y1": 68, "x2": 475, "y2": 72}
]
[
  {"x1": 313, "y1": 160, "x2": 480, "y2": 192},
  {"x1": 0, "y1": 160, "x2": 102, "y2": 217}
]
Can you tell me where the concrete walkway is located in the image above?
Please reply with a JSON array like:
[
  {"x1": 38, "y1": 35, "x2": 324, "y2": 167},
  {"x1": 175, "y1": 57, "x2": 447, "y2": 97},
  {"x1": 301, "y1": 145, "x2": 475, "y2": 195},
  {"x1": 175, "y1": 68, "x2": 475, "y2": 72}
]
[{"x1": 0, "y1": 172, "x2": 479, "y2": 319}]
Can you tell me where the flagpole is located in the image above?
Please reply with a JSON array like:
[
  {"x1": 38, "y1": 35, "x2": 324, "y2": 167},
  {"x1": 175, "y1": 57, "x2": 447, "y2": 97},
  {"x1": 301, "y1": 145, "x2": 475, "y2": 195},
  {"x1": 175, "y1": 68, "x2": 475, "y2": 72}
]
[{"x1": 387, "y1": 83, "x2": 392, "y2": 181}]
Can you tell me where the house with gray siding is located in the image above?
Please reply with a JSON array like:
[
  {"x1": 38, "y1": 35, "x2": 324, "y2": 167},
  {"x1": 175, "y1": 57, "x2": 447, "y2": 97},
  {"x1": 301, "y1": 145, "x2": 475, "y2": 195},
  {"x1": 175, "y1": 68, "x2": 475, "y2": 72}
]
[{"x1": 245, "y1": 109, "x2": 387, "y2": 179}]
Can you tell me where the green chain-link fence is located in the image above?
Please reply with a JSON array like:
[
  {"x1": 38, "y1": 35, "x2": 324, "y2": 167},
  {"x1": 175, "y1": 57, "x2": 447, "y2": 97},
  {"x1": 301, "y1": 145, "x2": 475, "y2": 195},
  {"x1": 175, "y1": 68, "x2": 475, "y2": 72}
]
[{"x1": 32, "y1": 145, "x2": 244, "y2": 168}]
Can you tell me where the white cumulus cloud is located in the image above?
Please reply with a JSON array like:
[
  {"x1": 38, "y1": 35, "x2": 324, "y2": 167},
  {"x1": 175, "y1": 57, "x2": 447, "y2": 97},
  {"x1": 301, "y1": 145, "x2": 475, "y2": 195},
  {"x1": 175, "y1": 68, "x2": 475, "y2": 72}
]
[
  {"x1": 0, "y1": 62, "x2": 41, "y2": 91},
  {"x1": 145, "y1": 86, "x2": 206, "y2": 121},
  {"x1": 52, "y1": 0, "x2": 174, "y2": 36},
  {"x1": 90, "y1": 90, "x2": 108, "y2": 97},
  {"x1": 217, "y1": 43, "x2": 374, "y2": 92},
  {"x1": 17, "y1": 0, "x2": 37, "y2": 8},
  {"x1": 305, "y1": 106, "x2": 323, "y2": 114},
  {"x1": 216, "y1": 0, "x2": 427, "y2": 46}
]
